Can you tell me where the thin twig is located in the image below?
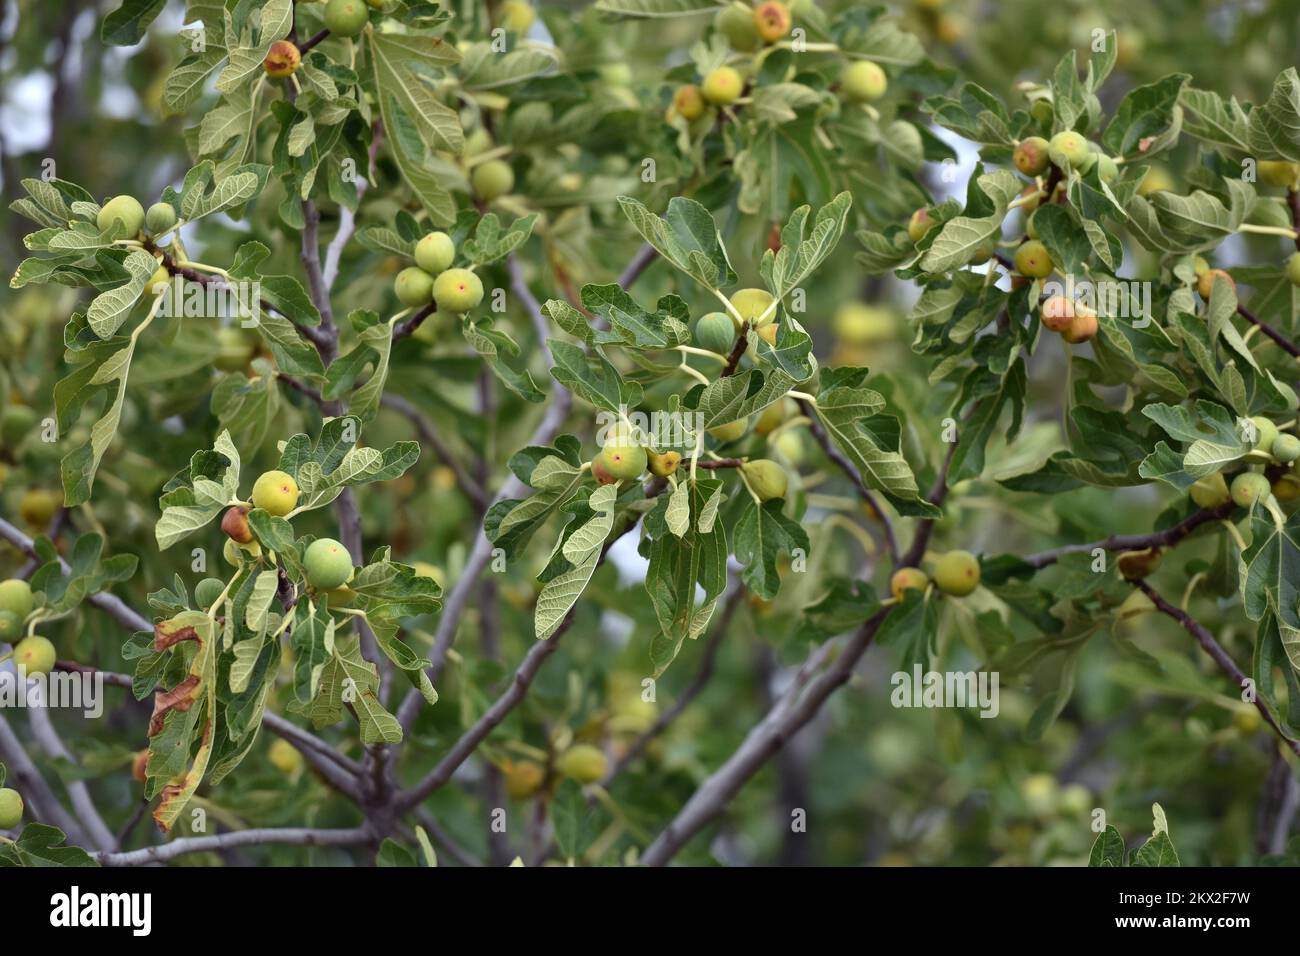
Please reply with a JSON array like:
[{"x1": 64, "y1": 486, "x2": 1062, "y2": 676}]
[
  {"x1": 1024, "y1": 502, "x2": 1233, "y2": 569},
  {"x1": 796, "y1": 397, "x2": 898, "y2": 566},
  {"x1": 96, "y1": 826, "x2": 373, "y2": 866},
  {"x1": 1133, "y1": 579, "x2": 1300, "y2": 759},
  {"x1": 1236, "y1": 304, "x2": 1300, "y2": 358}
]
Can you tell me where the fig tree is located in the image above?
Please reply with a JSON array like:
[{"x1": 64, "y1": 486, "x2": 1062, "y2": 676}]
[
  {"x1": 263, "y1": 40, "x2": 301, "y2": 78},
  {"x1": 708, "y1": 418, "x2": 748, "y2": 442},
  {"x1": 19, "y1": 489, "x2": 60, "y2": 528},
  {"x1": 324, "y1": 0, "x2": 369, "y2": 37},
  {"x1": 144, "y1": 265, "x2": 170, "y2": 296},
  {"x1": 0, "y1": 579, "x2": 34, "y2": 622},
  {"x1": 648, "y1": 450, "x2": 682, "y2": 477},
  {"x1": 251, "y1": 469, "x2": 299, "y2": 516},
  {"x1": 1197, "y1": 268, "x2": 1234, "y2": 300},
  {"x1": 1116, "y1": 547, "x2": 1162, "y2": 581},
  {"x1": 304, "y1": 538, "x2": 355, "y2": 590},
  {"x1": 503, "y1": 760, "x2": 545, "y2": 799},
  {"x1": 1258, "y1": 160, "x2": 1300, "y2": 188},
  {"x1": 1048, "y1": 131, "x2": 1090, "y2": 169},
  {"x1": 753, "y1": 1, "x2": 792, "y2": 42},
  {"x1": 833, "y1": 302, "x2": 893, "y2": 344},
  {"x1": 0, "y1": 788, "x2": 22, "y2": 829},
  {"x1": 1039, "y1": 295, "x2": 1076, "y2": 333},
  {"x1": 1287, "y1": 252, "x2": 1300, "y2": 287},
  {"x1": 221, "y1": 505, "x2": 254, "y2": 544},
  {"x1": 471, "y1": 159, "x2": 515, "y2": 202},
  {"x1": 96, "y1": 195, "x2": 144, "y2": 238},
  {"x1": 742, "y1": 458, "x2": 788, "y2": 501},
  {"x1": 0, "y1": 405, "x2": 36, "y2": 445},
  {"x1": 755, "y1": 398, "x2": 795, "y2": 435},
  {"x1": 269, "y1": 738, "x2": 304, "y2": 774},
  {"x1": 224, "y1": 538, "x2": 262, "y2": 566},
  {"x1": 701, "y1": 66, "x2": 743, "y2": 105},
  {"x1": 414, "y1": 231, "x2": 455, "y2": 274},
  {"x1": 594, "y1": 443, "x2": 648, "y2": 482},
  {"x1": 1014, "y1": 240, "x2": 1053, "y2": 279},
  {"x1": 433, "y1": 268, "x2": 484, "y2": 313},
  {"x1": 194, "y1": 577, "x2": 225, "y2": 609},
  {"x1": 500, "y1": 0, "x2": 535, "y2": 32},
  {"x1": 889, "y1": 567, "x2": 928, "y2": 601},
  {"x1": 933, "y1": 550, "x2": 980, "y2": 596},
  {"x1": 729, "y1": 288, "x2": 776, "y2": 328},
  {"x1": 13, "y1": 635, "x2": 56, "y2": 677},
  {"x1": 1230, "y1": 471, "x2": 1271, "y2": 508},
  {"x1": 556, "y1": 744, "x2": 608, "y2": 784},
  {"x1": 842, "y1": 60, "x2": 887, "y2": 102},
  {"x1": 394, "y1": 266, "x2": 434, "y2": 307},
  {"x1": 1188, "y1": 472, "x2": 1230, "y2": 508},
  {"x1": 1096, "y1": 154, "x2": 1119, "y2": 182},
  {"x1": 907, "y1": 207, "x2": 934, "y2": 242},
  {"x1": 1137, "y1": 165, "x2": 1174, "y2": 195},
  {"x1": 1013, "y1": 136, "x2": 1050, "y2": 177},
  {"x1": 1248, "y1": 416, "x2": 1278, "y2": 454},
  {"x1": 672, "y1": 84, "x2": 706, "y2": 121},
  {"x1": 145, "y1": 202, "x2": 177, "y2": 235},
  {"x1": 714, "y1": 2, "x2": 760, "y2": 51},
  {"x1": 214, "y1": 327, "x2": 256, "y2": 372},
  {"x1": 694, "y1": 311, "x2": 735, "y2": 353},
  {"x1": 1272, "y1": 433, "x2": 1300, "y2": 463},
  {"x1": 1062, "y1": 308, "x2": 1098, "y2": 344}
]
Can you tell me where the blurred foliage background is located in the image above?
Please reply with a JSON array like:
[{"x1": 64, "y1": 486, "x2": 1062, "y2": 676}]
[{"x1": 2, "y1": 0, "x2": 1298, "y2": 865}]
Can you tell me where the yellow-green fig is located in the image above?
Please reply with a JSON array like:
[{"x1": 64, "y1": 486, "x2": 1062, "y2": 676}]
[
  {"x1": 556, "y1": 744, "x2": 608, "y2": 784},
  {"x1": 471, "y1": 159, "x2": 515, "y2": 202},
  {"x1": 1189, "y1": 472, "x2": 1230, "y2": 509},
  {"x1": 742, "y1": 458, "x2": 788, "y2": 501},
  {"x1": 13, "y1": 635, "x2": 56, "y2": 677},
  {"x1": 96, "y1": 195, "x2": 144, "y2": 238},
  {"x1": 394, "y1": 266, "x2": 434, "y2": 307},
  {"x1": 1013, "y1": 136, "x2": 1051, "y2": 177},
  {"x1": 433, "y1": 268, "x2": 484, "y2": 313},
  {"x1": 0, "y1": 579, "x2": 34, "y2": 621},
  {"x1": 842, "y1": 60, "x2": 887, "y2": 102},
  {"x1": 0, "y1": 788, "x2": 23, "y2": 829},
  {"x1": 414, "y1": 232, "x2": 455, "y2": 274},
  {"x1": 304, "y1": 537, "x2": 354, "y2": 590},
  {"x1": 251, "y1": 470, "x2": 299, "y2": 516},
  {"x1": 933, "y1": 550, "x2": 980, "y2": 596},
  {"x1": 701, "y1": 66, "x2": 743, "y2": 105},
  {"x1": 729, "y1": 288, "x2": 776, "y2": 328},
  {"x1": 1230, "y1": 471, "x2": 1271, "y2": 508},
  {"x1": 890, "y1": 567, "x2": 928, "y2": 601},
  {"x1": 648, "y1": 450, "x2": 682, "y2": 477}
]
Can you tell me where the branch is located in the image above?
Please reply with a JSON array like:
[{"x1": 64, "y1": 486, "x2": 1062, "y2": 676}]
[
  {"x1": 616, "y1": 243, "x2": 658, "y2": 288},
  {"x1": 396, "y1": 609, "x2": 576, "y2": 810},
  {"x1": 507, "y1": 253, "x2": 557, "y2": 367},
  {"x1": 298, "y1": 28, "x2": 329, "y2": 55},
  {"x1": 26, "y1": 692, "x2": 116, "y2": 850},
  {"x1": 391, "y1": 303, "x2": 436, "y2": 343},
  {"x1": 394, "y1": 368, "x2": 574, "y2": 731},
  {"x1": 602, "y1": 585, "x2": 745, "y2": 785},
  {"x1": 721, "y1": 323, "x2": 750, "y2": 377},
  {"x1": 1289, "y1": 188, "x2": 1300, "y2": 253},
  {"x1": 96, "y1": 826, "x2": 373, "y2": 866},
  {"x1": 796, "y1": 397, "x2": 898, "y2": 566},
  {"x1": 1133, "y1": 579, "x2": 1300, "y2": 759},
  {"x1": 1023, "y1": 502, "x2": 1233, "y2": 569},
  {"x1": 1236, "y1": 304, "x2": 1300, "y2": 358},
  {"x1": 398, "y1": 481, "x2": 665, "y2": 808},
  {"x1": 898, "y1": 433, "x2": 961, "y2": 569},
  {"x1": 640, "y1": 605, "x2": 894, "y2": 866},
  {"x1": 59, "y1": 663, "x2": 365, "y2": 798},
  {"x1": 0, "y1": 713, "x2": 89, "y2": 846}
]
